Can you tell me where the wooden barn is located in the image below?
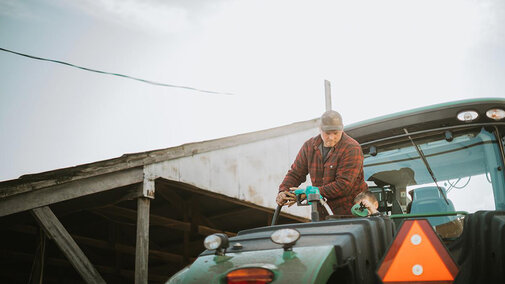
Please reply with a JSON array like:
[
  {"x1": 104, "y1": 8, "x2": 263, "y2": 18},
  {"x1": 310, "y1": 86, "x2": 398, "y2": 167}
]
[{"x1": 0, "y1": 119, "x2": 319, "y2": 283}]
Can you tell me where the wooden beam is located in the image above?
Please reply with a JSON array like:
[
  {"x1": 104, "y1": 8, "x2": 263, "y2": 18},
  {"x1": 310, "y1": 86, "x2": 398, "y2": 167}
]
[
  {"x1": 77, "y1": 234, "x2": 183, "y2": 264},
  {"x1": 208, "y1": 207, "x2": 251, "y2": 220},
  {"x1": 135, "y1": 197, "x2": 150, "y2": 284},
  {"x1": 156, "y1": 187, "x2": 184, "y2": 214},
  {"x1": 52, "y1": 184, "x2": 143, "y2": 217},
  {"x1": 93, "y1": 206, "x2": 236, "y2": 237},
  {"x1": 31, "y1": 206, "x2": 106, "y2": 284},
  {"x1": 0, "y1": 250, "x2": 170, "y2": 282},
  {"x1": 0, "y1": 168, "x2": 143, "y2": 217},
  {"x1": 198, "y1": 215, "x2": 217, "y2": 229},
  {"x1": 162, "y1": 238, "x2": 204, "y2": 258},
  {"x1": 158, "y1": 179, "x2": 309, "y2": 223},
  {"x1": 158, "y1": 187, "x2": 218, "y2": 228},
  {"x1": 3, "y1": 224, "x2": 186, "y2": 263}
]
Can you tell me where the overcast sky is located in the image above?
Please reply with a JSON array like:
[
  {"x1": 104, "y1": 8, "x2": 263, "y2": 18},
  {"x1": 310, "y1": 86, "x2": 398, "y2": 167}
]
[{"x1": 1, "y1": 0, "x2": 504, "y2": 181}]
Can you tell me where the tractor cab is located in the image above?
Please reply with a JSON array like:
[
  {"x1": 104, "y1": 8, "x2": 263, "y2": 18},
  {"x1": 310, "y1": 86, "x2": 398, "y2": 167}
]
[{"x1": 354, "y1": 100, "x2": 505, "y2": 244}]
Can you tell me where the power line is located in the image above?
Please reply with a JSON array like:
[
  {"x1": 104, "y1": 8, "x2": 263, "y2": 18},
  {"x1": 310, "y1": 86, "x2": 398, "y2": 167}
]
[{"x1": 0, "y1": 47, "x2": 234, "y2": 96}]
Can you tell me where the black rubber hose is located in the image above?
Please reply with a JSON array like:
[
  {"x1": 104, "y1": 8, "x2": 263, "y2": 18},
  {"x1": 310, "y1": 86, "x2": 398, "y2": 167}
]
[
  {"x1": 311, "y1": 201, "x2": 320, "y2": 222},
  {"x1": 271, "y1": 205, "x2": 282, "y2": 226}
]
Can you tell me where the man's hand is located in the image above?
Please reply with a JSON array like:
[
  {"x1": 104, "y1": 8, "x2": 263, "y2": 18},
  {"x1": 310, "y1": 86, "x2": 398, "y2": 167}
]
[
  {"x1": 360, "y1": 199, "x2": 378, "y2": 215},
  {"x1": 276, "y1": 191, "x2": 297, "y2": 206}
]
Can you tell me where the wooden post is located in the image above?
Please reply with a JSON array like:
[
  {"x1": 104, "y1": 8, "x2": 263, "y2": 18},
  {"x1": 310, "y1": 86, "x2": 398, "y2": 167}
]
[
  {"x1": 109, "y1": 223, "x2": 123, "y2": 280},
  {"x1": 324, "y1": 80, "x2": 332, "y2": 111},
  {"x1": 183, "y1": 199, "x2": 190, "y2": 264},
  {"x1": 31, "y1": 206, "x2": 106, "y2": 284},
  {"x1": 29, "y1": 229, "x2": 46, "y2": 284},
  {"x1": 135, "y1": 197, "x2": 151, "y2": 284},
  {"x1": 135, "y1": 170, "x2": 155, "y2": 284}
]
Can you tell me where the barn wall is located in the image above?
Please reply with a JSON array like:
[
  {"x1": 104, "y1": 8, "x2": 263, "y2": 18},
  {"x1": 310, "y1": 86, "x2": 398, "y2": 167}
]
[{"x1": 145, "y1": 127, "x2": 319, "y2": 218}]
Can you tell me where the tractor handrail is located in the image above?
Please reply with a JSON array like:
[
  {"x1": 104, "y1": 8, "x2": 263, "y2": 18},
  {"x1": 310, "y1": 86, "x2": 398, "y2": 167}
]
[{"x1": 389, "y1": 211, "x2": 468, "y2": 219}]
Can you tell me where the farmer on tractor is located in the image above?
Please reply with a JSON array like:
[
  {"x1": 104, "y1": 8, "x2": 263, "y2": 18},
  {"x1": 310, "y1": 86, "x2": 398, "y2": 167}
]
[{"x1": 276, "y1": 110, "x2": 368, "y2": 219}]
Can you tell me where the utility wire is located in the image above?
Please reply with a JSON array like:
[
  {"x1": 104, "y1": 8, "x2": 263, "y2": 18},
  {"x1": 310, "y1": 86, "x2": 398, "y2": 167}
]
[{"x1": 0, "y1": 47, "x2": 234, "y2": 96}]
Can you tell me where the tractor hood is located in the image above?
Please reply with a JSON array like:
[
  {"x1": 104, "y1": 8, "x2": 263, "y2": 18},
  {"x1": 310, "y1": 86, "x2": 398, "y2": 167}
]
[{"x1": 167, "y1": 217, "x2": 395, "y2": 284}]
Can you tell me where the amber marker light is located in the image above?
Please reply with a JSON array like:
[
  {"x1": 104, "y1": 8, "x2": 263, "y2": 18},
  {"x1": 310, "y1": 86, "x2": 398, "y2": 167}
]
[
  {"x1": 486, "y1": 108, "x2": 505, "y2": 120},
  {"x1": 226, "y1": 268, "x2": 274, "y2": 284}
]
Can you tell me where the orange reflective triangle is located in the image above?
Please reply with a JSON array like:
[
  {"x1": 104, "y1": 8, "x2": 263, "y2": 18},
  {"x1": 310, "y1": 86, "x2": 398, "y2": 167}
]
[{"x1": 377, "y1": 219, "x2": 459, "y2": 283}]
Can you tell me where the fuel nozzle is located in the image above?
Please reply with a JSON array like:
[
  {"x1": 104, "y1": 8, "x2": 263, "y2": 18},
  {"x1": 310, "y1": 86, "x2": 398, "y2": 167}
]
[
  {"x1": 293, "y1": 186, "x2": 322, "y2": 222},
  {"x1": 351, "y1": 202, "x2": 369, "y2": 217}
]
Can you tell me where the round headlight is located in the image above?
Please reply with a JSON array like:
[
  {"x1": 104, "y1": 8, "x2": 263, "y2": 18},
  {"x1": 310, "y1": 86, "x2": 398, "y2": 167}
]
[
  {"x1": 270, "y1": 228, "x2": 300, "y2": 245},
  {"x1": 204, "y1": 233, "x2": 229, "y2": 255},
  {"x1": 204, "y1": 234, "x2": 223, "y2": 250},
  {"x1": 457, "y1": 110, "x2": 479, "y2": 122},
  {"x1": 486, "y1": 108, "x2": 505, "y2": 120}
]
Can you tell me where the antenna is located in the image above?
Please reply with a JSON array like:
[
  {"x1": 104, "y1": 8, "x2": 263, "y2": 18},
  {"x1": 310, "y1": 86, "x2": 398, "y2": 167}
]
[{"x1": 324, "y1": 80, "x2": 332, "y2": 111}]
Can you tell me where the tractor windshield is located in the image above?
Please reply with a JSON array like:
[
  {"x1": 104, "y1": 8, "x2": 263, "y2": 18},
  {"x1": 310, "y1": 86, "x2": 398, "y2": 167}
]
[{"x1": 363, "y1": 127, "x2": 505, "y2": 235}]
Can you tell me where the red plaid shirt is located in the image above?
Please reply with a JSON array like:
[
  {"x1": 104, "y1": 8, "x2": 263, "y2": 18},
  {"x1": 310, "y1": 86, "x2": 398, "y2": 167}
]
[{"x1": 279, "y1": 133, "x2": 368, "y2": 216}]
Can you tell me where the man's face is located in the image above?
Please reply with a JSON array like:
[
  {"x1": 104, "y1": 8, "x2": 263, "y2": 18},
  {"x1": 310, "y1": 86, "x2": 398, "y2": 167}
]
[
  {"x1": 369, "y1": 198, "x2": 379, "y2": 210},
  {"x1": 320, "y1": 129, "x2": 343, "y2": 147}
]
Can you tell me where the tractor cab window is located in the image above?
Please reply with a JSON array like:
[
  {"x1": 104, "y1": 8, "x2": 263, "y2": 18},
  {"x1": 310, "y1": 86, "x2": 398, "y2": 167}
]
[{"x1": 363, "y1": 127, "x2": 505, "y2": 238}]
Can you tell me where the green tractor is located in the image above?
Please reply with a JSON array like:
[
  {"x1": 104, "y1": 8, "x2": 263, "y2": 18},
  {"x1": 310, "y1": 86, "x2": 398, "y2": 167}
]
[{"x1": 168, "y1": 98, "x2": 505, "y2": 284}]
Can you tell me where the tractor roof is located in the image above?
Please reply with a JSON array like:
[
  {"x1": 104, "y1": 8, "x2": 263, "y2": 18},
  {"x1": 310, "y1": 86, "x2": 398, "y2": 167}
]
[{"x1": 345, "y1": 98, "x2": 505, "y2": 145}]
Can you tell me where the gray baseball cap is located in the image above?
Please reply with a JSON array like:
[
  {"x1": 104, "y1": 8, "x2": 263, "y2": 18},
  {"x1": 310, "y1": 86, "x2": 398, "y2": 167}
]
[{"x1": 320, "y1": 110, "x2": 343, "y2": 131}]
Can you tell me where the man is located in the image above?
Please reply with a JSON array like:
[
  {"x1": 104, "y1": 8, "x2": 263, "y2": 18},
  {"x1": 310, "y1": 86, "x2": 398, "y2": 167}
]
[
  {"x1": 276, "y1": 110, "x2": 368, "y2": 218},
  {"x1": 353, "y1": 191, "x2": 380, "y2": 216}
]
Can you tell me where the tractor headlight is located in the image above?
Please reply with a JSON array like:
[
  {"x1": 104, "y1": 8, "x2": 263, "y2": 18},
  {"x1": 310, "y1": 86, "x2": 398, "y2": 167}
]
[
  {"x1": 270, "y1": 228, "x2": 300, "y2": 250},
  {"x1": 457, "y1": 110, "x2": 479, "y2": 122},
  {"x1": 204, "y1": 233, "x2": 229, "y2": 255}
]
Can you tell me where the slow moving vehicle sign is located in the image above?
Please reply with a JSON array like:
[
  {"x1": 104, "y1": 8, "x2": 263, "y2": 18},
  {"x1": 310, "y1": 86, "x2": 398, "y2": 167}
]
[{"x1": 377, "y1": 219, "x2": 459, "y2": 283}]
